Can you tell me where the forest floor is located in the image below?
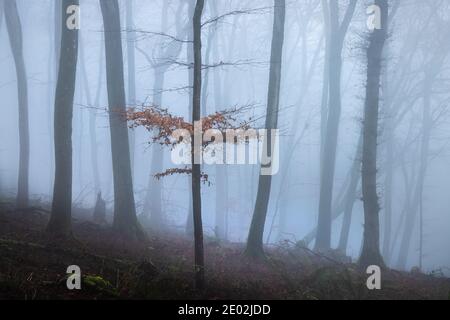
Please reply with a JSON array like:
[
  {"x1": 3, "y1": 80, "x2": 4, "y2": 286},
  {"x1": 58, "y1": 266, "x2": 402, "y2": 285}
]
[{"x1": 1, "y1": 201, "x2": 450, "y2": 300}]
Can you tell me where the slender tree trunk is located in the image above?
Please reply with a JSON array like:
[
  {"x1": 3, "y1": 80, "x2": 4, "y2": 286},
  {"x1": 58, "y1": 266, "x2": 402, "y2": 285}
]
[
  {"x1": 382, "y1": 116, "x2": 394, "y2": 263},
  {"x1": 47, "y1": 0, "x2": 79, "y2": 237},
  {"x1": 100, "y1": 0, "x2": 144, "y2": 240},
  {"x1": 319, "y1": 0, "x2": 330, "y2": 168},
  {"x1": 338, "y1": 132, "x2": 362, "y2": 253},
  {"x1": 191, "y1": 0, "x2": 205, "y2": 290},
  {"x1": 396, "y1": 78, "x2": 432, "y2": 270},
  {"x1": 79, "y1": 33, "x2": 102, "y2": 194},
  {"x1": 246, "y1": 0, "x2": 286, "y2": 259},
  {"x1": 185, "y1": 0, "x2": 195, "y2": 236},
  {"x1": 4, "y1": 0, "x2": 30, "y2": 209},
  {"x1": 315, "y1": 0, "x2": 357, "y2": 251},
  {"x1": 359, "y1": 0, "x2": 388, "y2": 269},
  {"x1": 126, "y1": 0, "x2": 136, "y2": 176},
  {"x1": 142, "y1": 67, "x2": 166, "y2": 227}
]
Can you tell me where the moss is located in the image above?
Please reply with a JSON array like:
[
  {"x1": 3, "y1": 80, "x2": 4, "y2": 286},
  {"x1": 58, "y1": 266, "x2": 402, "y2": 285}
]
[{"x1": 83, "y1": 275, "x2": 118, "y2": 297}]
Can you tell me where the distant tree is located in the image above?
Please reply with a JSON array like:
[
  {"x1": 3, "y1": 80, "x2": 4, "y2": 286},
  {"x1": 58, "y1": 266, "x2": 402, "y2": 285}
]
[
  {"x1": 99, "y1": 0, "x2": 145, "y2": 241},
  {"x1": 245, "y1": 0, "x2": 286, "y2": 259},
  {"x1": 315, "y1": 0, "x2": 357, "y2": 252},
  {"x1": 191, "y1": 0, "x2": 206, "y2": 290},
  {"x1": 47, "y1": 0, "x2": 79, "y2": 237},
  {"x1": 359, "y1": 0, "x2": 388, "y2": 269},
  {"x1": 4, "y1": 0, "x2": 30, "y2": 209}
]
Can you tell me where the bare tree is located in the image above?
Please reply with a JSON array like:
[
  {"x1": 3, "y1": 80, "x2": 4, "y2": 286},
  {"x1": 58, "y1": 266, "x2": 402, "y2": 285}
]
[
  {"x1": 100, "y1": 0, "x2": 145, "y2": 240},
  {"x1": 192, "y1": 0, "x2": 205, "y2": 290},
  {"x1": 4, "y1": 0, "x2": 30, "y2": 209},
  {"x1": 47, "y1": 0, "x2": 79, "y2": 237},
  {"x1": 359, "y1": 0, "x2": 388, "y2": 269},
  {"x1": 246, "y1": 0, "x2": 286, "y2": 258},
  {"x1": 315, "y1": 0, "x2": 357, "y2": 252},
  {"x1": 125, "y1": 0, "x2": 136, "y2": 175}
]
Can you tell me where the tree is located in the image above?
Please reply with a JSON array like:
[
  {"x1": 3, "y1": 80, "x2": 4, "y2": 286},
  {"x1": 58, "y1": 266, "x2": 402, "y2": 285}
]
[
  {"x1": 138, "y1": 0, "x2": 188, "y2": 228},
  {"x1": 338, "y1": 132, "x2": 362, "y2": 253},
  {"x1": 125, "y1": 0, "x2": 136, "y2": 175},
  {"x1": 192, "y1": 0, "x2": 205, "y2": 290},
  {"x1": 47, "y1": 0, "x2": 79, "y2": 237},
  {"x1": 246, "y1": 0, "x2": 286, "y2": 259},
  {"x1": 358, "y1": 0, "x2": 388, "y2": 269},
  {"x1": 4, "y1": 0, "x2": 30, "y2": 209},
  {"x1": 315, "y1": 0, "x2": 357, "y2": 252},
  {"x1": 100, "y1": 0, "x2": 144, "y2": 241}
]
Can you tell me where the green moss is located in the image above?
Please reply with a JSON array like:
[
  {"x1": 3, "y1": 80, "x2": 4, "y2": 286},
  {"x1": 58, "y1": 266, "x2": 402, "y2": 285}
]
[{"x1": 83, "y1": 275, "x2": 118, "y2": 297}]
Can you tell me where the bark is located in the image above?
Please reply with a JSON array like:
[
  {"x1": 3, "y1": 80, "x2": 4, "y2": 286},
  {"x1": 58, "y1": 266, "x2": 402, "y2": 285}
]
[
  {"x1": 358, "y1": 0, "x2": 388, "y2": 270},
  {"x1": 126, "y1": 0, "x2": 136, "y2": 176},
  {"x1": 319, "y1": 0, "x2": 330, "y2": 168},
  {"x1": 47, "y1": 0, "x2": 79, "y2": 237},
  {"x1": 192, "y1": 0, "x2": 205, "y2": 290},
  {"x1": 246, "y1": 0, "x2": 286, "y2": 258},
  {"x1": 315, "y1": 0, "x2": 357, "y2": 251},
  {"x1": 100, "y1": 0, "x2": 144, "y2": 240},
  {"x1": 4, "y1": 0, "x2": 30, "y2": 209},
  {"x1": 338, "y1": 132, "x2": 362, "y2": 253},
  {"x1": 185, "y1": 0, "x2": 195, "y2": 236}
]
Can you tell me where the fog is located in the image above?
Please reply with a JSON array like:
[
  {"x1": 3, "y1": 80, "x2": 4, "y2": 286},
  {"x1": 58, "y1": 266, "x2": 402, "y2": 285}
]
[{"x1": 1, "y1": 0, "x2": 450, "y2": 277}]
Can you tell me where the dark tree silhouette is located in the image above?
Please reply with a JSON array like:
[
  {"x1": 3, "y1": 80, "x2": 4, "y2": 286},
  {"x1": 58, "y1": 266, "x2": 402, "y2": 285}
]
[
  {"x1": 246, "y1": 0, "x2": 286, "y2": 259},
  {"x1": 100, "y1": 0, "x2": 145, "y2": 241},
  {"x1": 359, "y1": 0, "x2": 388, "y2": 269},
  {"x1": 4, "y1": 0, "x2": 30, "y2": 209},
  {"x1": 47, "y1": 0, "x2": 79, "y2": 237}
]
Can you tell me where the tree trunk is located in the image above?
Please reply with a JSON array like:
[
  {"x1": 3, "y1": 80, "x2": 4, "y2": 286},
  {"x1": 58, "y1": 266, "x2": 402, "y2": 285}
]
[
  {"x1": 47, "y1": 0, "x2": 79, "y2": 237},
  {"x1": 315, "y1": 0, "x2": 357, "y2": 251},
  {"x1": 359, "y1": 0, "x2": 388, "y2": 270},
  {"x1": 142, "y1": 67, "x2": 166, "y2": 227},
  {"x1": 4, "y1": 0, "x2": 30, "y2": 209},
  {"x1": 396, "y1": 77, "x2": 432, "y2": 270},
  {"x1": 338, "y1": 132, "x2": 362, "y2": 253},
  {"x1": 246, "y1": 0, "x2": 286, "y2": 259},
  {"x1": 100, "y1": 0, "x2": 144, "y2": 241},
  {"x1": 185, "y1": 0, "x2": 195, "y2": 236},
  {"x1": 191, "y1": 0, "x2": 205, "y2": 290},
  {"x1": 125, "y1": 0, "x2": 136, "y2": 176}
]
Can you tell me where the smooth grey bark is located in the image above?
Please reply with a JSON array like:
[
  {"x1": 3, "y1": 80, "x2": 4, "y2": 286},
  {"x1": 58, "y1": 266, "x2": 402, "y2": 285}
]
[
  {"x1": 4, "y1": 0, "x2": 30, "y2": 209},
  {"x1": 100, "y1": 0, "x2": 144, "y2": 240},
  {"x1": 192, "y1": 0, "x2": 205, "y2": 290},
  {"x1": 315, "y1": 0, "x2": 357, "y2": 252},
  {"x1": 338, "y1": 132, "x2": 362, "y2": 253},
  {"x1": 47, "y1": 0, "x2": 79, "y2": 237},
  {"x1": 359, "y1": 0, "x2": 388, "y2": 269},
  {"x1": 319, "y1": 0, "x2": 330, "y2": 168},
  {"x1": 125, "y1": 0, "x2": 136, "y2": 176},
  {"x1": 246, "y1": 0, "x2": 286, "y2": 258},
  {"x1": 185, "y1": 0, "x2": 195, "y2": 236}
]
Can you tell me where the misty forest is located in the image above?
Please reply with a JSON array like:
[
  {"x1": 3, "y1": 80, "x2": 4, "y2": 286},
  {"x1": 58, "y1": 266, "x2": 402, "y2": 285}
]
[{"x1": 1, "y1": 0, "x2": 450, "y2": 300}]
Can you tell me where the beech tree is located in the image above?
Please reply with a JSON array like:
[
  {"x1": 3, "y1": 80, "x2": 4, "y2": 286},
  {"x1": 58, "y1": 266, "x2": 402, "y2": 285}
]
[
  {"x1": 47, "y1": 0, "x2": 79, "y2": 237},
  {"x1": 246, "y1": 0, "x2": 286, "y2": 259},
  {"x1": 359, "y1": 0, "x2": 388, "y2": 269},
  {"x1": 100, "y1": 0, "x2": 145, "y2": 240},
  {"x1": 4, "y1": 0, "x2": 30, "y2": 209},
  {"x1": 315, "y1": 0, "x2": 357, "y2": 252}
]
